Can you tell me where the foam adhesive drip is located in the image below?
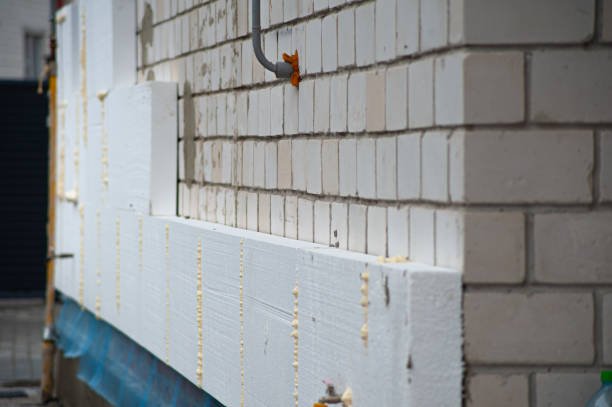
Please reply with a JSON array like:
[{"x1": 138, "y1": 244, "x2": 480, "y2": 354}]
[
  {"x1": 98, "y1": 91, "x2": 109, "y2": 195},
  {"x1": 360, "y1": 266, "x2": 369, "y2": 347},
  {"x1": 79, "y1": 8, "x2": 87, "y2": 147}
]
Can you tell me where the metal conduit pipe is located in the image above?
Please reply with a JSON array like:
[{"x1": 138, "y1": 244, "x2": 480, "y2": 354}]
[{"x1": 252, "y1": 0, "x2": 294, "y2": 79}]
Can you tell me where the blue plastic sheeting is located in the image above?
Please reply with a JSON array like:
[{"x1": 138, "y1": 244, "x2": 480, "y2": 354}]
[{"x1": 55, "y1": 297, "x2": 225, "y2": 407}]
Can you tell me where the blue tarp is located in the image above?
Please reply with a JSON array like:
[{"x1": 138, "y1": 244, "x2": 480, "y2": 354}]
[{"x1": 55, "y1": 297, "x2": 225, "y2": 407}]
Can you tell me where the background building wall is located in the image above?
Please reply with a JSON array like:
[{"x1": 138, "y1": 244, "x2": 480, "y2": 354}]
[
  {"x1": 0, "y1": 0, "x2": 51, "y2": 80},
  {"x1": 136, "y1": 0, "x2": 612, "y2": 405}
]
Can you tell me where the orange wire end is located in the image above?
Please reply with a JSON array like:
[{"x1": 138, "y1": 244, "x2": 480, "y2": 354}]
[{"x1": 283, "y1": 50, "x2": 301, "y2": 87}]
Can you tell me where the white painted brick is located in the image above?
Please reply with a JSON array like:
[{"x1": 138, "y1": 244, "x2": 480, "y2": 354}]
[
  {"x1": 298, "y1": 80, "x2": 314, "y2": 133},
  {"x1": 376, "y1": 137, "x2": 397, "y2": 200},
  {"x1": 314, "y1": 201, "x2": 330, "y2": 245},
  {"x1": 348, "y1": 72, "x2": 366, "y2": 132},
  {"x1": 329, "y1": 0, "x2": 343, "y2": 6},
  {"x1": 366, "y1": 69, "x2": 386, "y2": 132},
  {"x1": 386, "y1": 65, "x2": 408, "y2": 130},
  {"x1": 284, "y1": 0, "x2": 298, "y2": 22},
  {"x1": 241, "y1": 40, "x2": 253, "y2": 85},
  {"x1": 604, "y1": 0, "x2": 612, "y2": 42},
  {"x1": 216, "y1": 187, "x2": 226, "y2": 224},
  {"x1": 258, "y1": 193, "x2": 271, "y2": 233},
  {"x1": 292, "y1": 139, "x2": 306, "y2": 191},
  {"x1": 603, "y1": 293, "x2": 612, "y2": 364},
  {"x1": 338, "y1": 8, "x2": 355, "y2": 67},
  {"x1": 278, "y1": 27, "x2": 292, "y2": 61},
  {"x1": 321, "y1": 139, "x2": 339, "y2": 195},
  {"x1": 210, "y1": 47, "x2": 221, "y2": 90},
  {"x1": 367, "y1": 206, "x2": 387, "y2": 256},
  {"x1": 339, "y1": 138, "x2": 357, "y2": 197},
  {"x1": 205, "y1": 186, "x2": 216, "y2": 222},
  {"x1": 448, "y1": 0, "x2": 464, "y2": 45},
  {"x1": 247, "y1": 90, "x2": 258, "y2": 136},
  {"x1": 534, "y1": 212, "x2": 612, "y2": 283},
  {"x1": 408, "y1": 58, "x2": 434, "y2": 127},
  {"x1": 467, "y1": 374, "x2": 529, "y2": 407},
  {"x1": 253, "y1": 141, "x2": 266, "y2": 188},
  {"x1": 463, "y1": 211, "x2": 526, "y2": 284},
  {"x1": 226, "y1": 93, "x2": 237, "y2": 137},
  {"x1": 306, "y1": 139, "x2": 322, "y2": 194},
  {"x1": 246, "y1": 191, "x2": 258, "y2": 231},
  {"x1": 291, "y1": 23, "x2": 307, "y2": 74},
  {"x1": 462, "y1": 0, "x2": 595, "y2": 44},
  {"x1": 237, "y1": 0, "x2": 248, "y2": 37},
  {"x1": 270, "y1": 0, "x2": 283, "y2": 25},
  {"x1": 314, "y1": 77, "x2": 330, "y2": 133},
  {"x1": 356, "y1": 138, "x2": 376, "y2": 199},
  {"x1": 270, "y1": 195, "x2": 285, "y2": 236},
  {"x1": 221, "y1": 141, "x2": 233, "y2": 184},
  {"x1": 284, "y1": 84, "x2": 299, "y2": 135},
  {"x1": 330, "y1": 74, "x2": 348, "y2": 132},
  {"x1": 321, "y1": 14, "x2": 337, "y2": 72},
  {"x1": 530, "y1": 50, "x2": 612, "y2": 123},
  {"x1": 330, "y1": 202, "x2": 347, "y2": 249},
  {"x1": 241, "y1": 140, "x2": 254, "y2": 186},
  {"x1": 270, "y1": 86, "x2": 284, "y2": 136},
  {"x1": 258, "y1": 88, "x2": 271, "y2": 136},
  {"x1": 297, "y1": 198, "x2": 314, "y2": 242},
  {"x1": 178, "y1": 140, "x2": 185, "y2": 180},
  {"x1": 278, "y1": 140, "x2": 292, "y2": 189},
  {"x1": 435, "y1": 209, "x2": 464, "y2": 269},
  {"x1": 420, "y1": 0, "x2": 447, "y2": 50},
  {"x1": 313, "y1": 0, "x2": 328, "y2": 12},
  {"x1": 264, "y1": 31, "x2": 277, "y2": 82},
  {"x1": 422, "y1": 131, "x2": 448, "y2": 202},
  {"x1": 189, "y1": 184, "x2": 199, "y2": 219},
  {"x1": 375, "y1": 0, "x2": 395, "y2": 61},
  {"x1": 236, "y1": 91, "x2": 248, "y2": 136},
  {"x1": 284, "y1": 196, "x2": 298, "y2": 239},
  {"x1": 225, "y1": 188, "x2": 236, "y2": 227},
  {"x1": 299, "y1": 0, "x2": 313, "y2": 18},
  {"x1": 252, "y1": 46, "x2": 265, "y2": 84},
  {"x1": 387, "y1": 207, "x2": 409, "y2": 257},
  {"x1": 409, "y1": 207, "x2": 435, "y2": 264},
  {"x1": 397, "y1": 133, "x2": 420, "y2": 199},
  {"x1": 306, "y1": 18, "x2": 322, "y2": 74},
  {"x1": 464, "y1": 292, "x2": 594, "y2": 364},
  {"x1": 397, "y1": 0, "x2": 419, "y2": 55},
  {"x1": 601, "y1": 131, "x2": 612, "y2": 202},
  {"x1": 265, "y1": 142, "x2": 277, "y2": 189},
  {"x1": 216, "y1": 93, "x2": 227, "y2": 135},
  {"x1": 348, "y1": 204, "x2": 366, "y2": 253},
  {"x1": 536, "y1": 374, "x2": 601, "y2": 407},
  {"x1": 260, "y1": 0, "x2": 270, "y2": 29},
  {"x1": 450, "y1": 129, "x2": 593, "y2": 203},
  {"x1": 206, "y1": 94, "x2": 217, "y2": 136},
  {"x1": 355, "y1": 3, "x2": 375, "y2": 66}
]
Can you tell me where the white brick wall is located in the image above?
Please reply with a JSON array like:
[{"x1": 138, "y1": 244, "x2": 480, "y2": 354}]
[{"x1": 139, "y1": 1, "x2": 612, "y2": 405}]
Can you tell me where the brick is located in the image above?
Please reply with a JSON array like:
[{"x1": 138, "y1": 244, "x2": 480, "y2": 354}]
[
  {"x1": 314, "y1": 77, "x2": 330, "y2": 133},
  {"x1": 292, "y1": 24, "x2": 307, "y2": 75},
  {"x1": 253, "y1": 141, "x2": 265, "y2": 188},
  {"x1": 387, "y1": 207, "x2": 409, "y2": 257},
  {"x1": 247, "y1": 90, "x2": 258, "y2": 136},
  {"x1": 285, "y1": 196, "x2": 298, "y2": 239},
  {"x1": 225, "y1": 189, "x2": 236, "y2": 226},
  {"x1": 535, "y1": 373, "x2": 600, "y2": 407},
  {"x1": 348, "y1": 72, "x2": 366, "y2": 132},
  {"x1": 207, "y1": 94, "x2": 218, "y2": 136},
  {"x1": 461, "y1": 0, "x2": 595, "y2": 44},
  {"x1": 270, "y1": 0, "x2": 283, "y2": 25},
  {"x1": 258, "y1": 193, "x2": 271, "y2": 233},
  {"x1": 463, "y1": 212, "x2": 525, "y2": 284},
  {"x1": 338, "y1": 8, "x2": 355, "y2": 67},
  {"x1": 264, "y1": 32, "x2": 278, "y2": 82},
  {"x1": 467, "y1": 374, "x2": 528, "y2": 407},
  {"x1": 284, "y1": 0, "x2": 298, "y2": 22},
  {"x1": 409, "y1": 207, "x2": 435, "y2": 264},
  {"x1": 435, "y1": 209, "x2": 463, "y2": 269},
  {"x1": 375, "y1": 0, "x2": 395, "y2": 61},
  {"x1": 604, "y1": 0, "x2": 612, "y2": 42},
  {"x1": 237, "y1": 0, "x2": 248, "y2": 36},
  {"x1": 534, "y1": 212, "x2": 612, "y2": 283},
  {"x1": 226, "y1": 93, "x2": 237, "y2": 137},
  {"x1": 314, "y1": 201, "x2": 330, "y2": 245},
  {"x1": 366, "y1": 69, "x2": 386, "y2": 132},
  {"x1": 450, "y1": 129, "x2": 593, "y2": 203},
  {"x1": 397, "y1": 133, "x2": 420, "y2": 199},
  {"x1": 270, "y1": 195, "x2": 285, "y2": 236},
  {"x1": 292, "y1": 139, "x2": 306, "y2": 191},
  {"x1": 397, "y1": 0, "x2": 419, "y2": 55},
  {"x1": 436, "y1": 52, "x2": 524, "y2": 125},
  {"x1": 236, "y1": 190, "x2": 247, "y2": 228},
  {"x1": 236, "y1": 91, "x2": 248, "y2": 136},
  {"x1": 241, "y1": 41, "x2": 253, "y2": 85},
  {"x1": 330, "y1": 74, "x2": 348, "y2": 132},
  {"x1": 277, "y1": 140, "x2": 292, "y2": 189},
  {"x1": 299, "y1": 0, "x2": 313, "y2": 18},
  {"x1": 386, "y1": 65, "x2": 408, "y2": 131},
  {"x1": 601, "y1": 131, "x2": 612, "y2": 202},
  {"x1": 421, "y1": 131, "x2": 448, "y2": 202},
  {"x1": 242, "y1": 140, "x2": 254, "y2": 186},
  {"x1": 464, "y1": 292, "x2": 594, "y2": 364},
  {"x1": 356, "y1": 138, "x2": 376, "y2": 199},
  {"x1": 420, "y1": 0, "x2": 447, "y2": 50},
  {"x1": 348, "y1": 204, "x2": 366, "y2": 253},
  {"x1": 305, "y1": 19, "x2": 322, "y2": 74},
  {"x1": 306, "y1": 139, "x2": 322, "y2": 194},
  {"x1": 531, "y1": 50, "x2": 612, "y2": 123},
  {"x1": 258, "y1": 88, "x2": 271, "y2": 136},
  {"x1": 339, "y1": 138, "x2": 356, "y2": 196},
  {"x1": 355, "y1": 3, "x2": 375, "y2": 66},
  {"x1": 367, "y1": 206, "x2": 387, "y2": 256},
  {"x1": 298, "y1": 79, "x2": 314, "y2": 133},
  {"x1": 321, "y1": 140, "x2": 339, "y2": 195},
  {"x1": 330, "y1": 202, "x2": 347, "y2": 249},
  {"x1": 246, "y1": 191, "x2": 258, "y2": 231},
  {"x1": 313, "y1": 0, "x2": 328, "y2": 12},
  {"x1": 321, "y1": 14, "x2": 337, "y2": 72},
  {"x1": 603, "y1": 293, "x2": 612, "y2": 364},
  {"x1": 297, "y1": 198, "x2": 314, "y2": 242},
  {"x1": 265, "y1": 142, "x2": 277, "y2": 189},
  {"x1": 284, "y1": 84, "x2": 299, "y2": 135},
  {"x1": 270, "y1": 85, "x2": 284, "y2": 136},
  {"x1": 376, "y1": 137, "x2": 396, "y2": 200}
]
